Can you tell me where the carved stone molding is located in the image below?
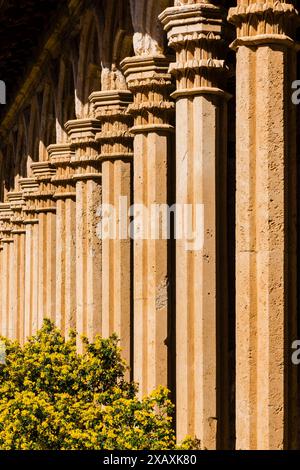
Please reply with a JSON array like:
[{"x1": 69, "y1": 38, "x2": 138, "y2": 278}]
[
  {"x1": 228, "y1": 1, "x2": 299, "y2": 48},
  {"x1": 121, "y1": 56, "x2": 175, "y2": 133},
  {"x1": 65, "y1": 119, "x2": 102, "y2": 181},
  {"x1": 90, "y1": 90, "x2": 134, "y2": 161},
  {"x1": 160, "y1": 2, "x2": 230, "y2": 95},
  {"x1": 7, "y1": 192, "x2": 26, "y2": 235},
  {"x1": 30, "y1": 162, "x2": 57, "y2": 214},
  {"x1": 0, "y1": 203, "x2": 14, "y2": 243},
  {"x1": 48, "y1": 143, "x2": 76, "y2": 200},
  {"x1": 19, "y1": 178, "x2": 40, "y2": 225}
]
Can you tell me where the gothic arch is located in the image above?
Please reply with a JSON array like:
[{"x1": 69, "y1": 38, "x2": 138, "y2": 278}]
[
  {"x1": 129, "y1": 0, "x2": 172, "y2": 56},
  {"x1": 99, "y1": 0, "x2": 133, "y2": 90},
  {"x1": 15, "y1": 113, "x2": 28, "y2": 186},
  {"x1": 3, "y1": 132, "x2": 15, "y2": 196},
  {"x1": 27, "y1": 96, "x2": 41, "y2": 172},
  {"x1": 75, "y1": 9, "x2": 102, "y2": 118},
  {"x1": 55, "y1": 57, "x2": 76, "y2": 143},
  {"x1": 38, "y1": 81, "x2": 56, "y2": 161}
]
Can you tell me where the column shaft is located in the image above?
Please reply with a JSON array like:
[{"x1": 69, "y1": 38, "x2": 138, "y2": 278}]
[
  {"x1": 8, "y1": 192, "x2": 26, "y2": 343},
  {"x1": 0, "y1": 204, "x2": 14, "y2": 339},
  {"x1": 160, "y1": 2, "x2": 230, "y2": 448},
  {"x1": 49, "y1": 144, "x2": 77, "y2": 337},
  {"x1": 31, "y1": 163, "x2": 57, "y2": 327},
  {"x1": 20, "y1": 178, "x2": 41, "y2": 338},
  {"x1": 66, "y1": 119, "x2": 102, "y2": 349},
  {"x1": 122, "y1": 56, "x2": 174, "y2": 395},
  {"x1": 229, "y1": 0, "x2": 299, "y2": 449},
  {"x1": 91, "y1": 90, "x2": 133, "y2": 369}
]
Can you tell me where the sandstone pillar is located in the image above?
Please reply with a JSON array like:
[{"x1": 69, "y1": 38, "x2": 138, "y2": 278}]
[
  {"x1": 0, "y1": 204, "x2": 14, "y2": 339},
  {"x1": 121, "y1": 56, "x2": 174, "y2": 395},
  {"x1": 7, "y1": 192, "x2": 26, "y2": 344},
  {"x1": 30, "y1": 163, "x2": 57, "y2": 328},
  {"x1": 65, "y1": 119, "x2": 102, "y2": 348},
  {"x1": 19, "y1": 178, "x2": 40, "y2": 339},
  {"x1": 160, "y1": 1, "x2": 230, "y2": 448},
  {"x1": 228, "y1": 0, "x2": 298, "y2": 450},
  {"x1": 90, "y1": 91, "x2": 133, "y2": 367},
  {"x1": 49, "y1": 144, "x2": 77, "y2": 337}
]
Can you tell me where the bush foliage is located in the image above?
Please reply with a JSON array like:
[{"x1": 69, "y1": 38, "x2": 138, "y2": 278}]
[{"x1": 0, "y1": 320, "x2": 196, "y2": 450}]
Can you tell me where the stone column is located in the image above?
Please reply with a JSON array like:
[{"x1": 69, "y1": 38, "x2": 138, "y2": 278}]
[
  {"x1": 65, "y1": 119, "x2": 102, "y2": 349},
  {"x1": 30, "y1": 163, "x2": 57, "y2": 329},
  {"x1": 49, "y1": 144, "x2": 77, "y2": 338},
  {"x1": 121, "y1": 56, "x2": 174, "y2": 395},
  {"x1": 90, "y1": 91, "x2": 133, "y2": 368},
  {"x1": 7, "y1": 192, "x2": 26, "y2": 344},
  {"x1": 0, "y1": 204, "x2": 14, "y2": 339},
  {"x1": 160, "y1": 1, "x2": 230, "y2": 448},
  {"x1": 19, "y1": 178, "x2": 40, "y2": 339},
  {"x1": 228, "y1": 0, "x2": 298, "y2": 450}
]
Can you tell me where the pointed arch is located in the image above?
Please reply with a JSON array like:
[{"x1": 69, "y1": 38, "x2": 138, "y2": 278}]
[
  {"x1": 14, "y1": 112, "x2": 29, "y2": 187},
  {"x1": 54, "y1": 56, "x2": 76, "y2": 143},
  {"x1": 75, "y1": 9, "x2": 102, "y2": 118},
  {"x1": 98, "y1": 0, "x2": 133, "y2": 91},
  {"x1": 129, "y1": 0, "x2": 172, "y2": 56},
  {"x1": 27, "y1": 96, "x2": 41, "y2": 172}
]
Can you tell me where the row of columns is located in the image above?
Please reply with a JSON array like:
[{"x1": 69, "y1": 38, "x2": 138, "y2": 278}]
[{"x1": 0, "y1": 0, "x2": 299, "y2": 450}]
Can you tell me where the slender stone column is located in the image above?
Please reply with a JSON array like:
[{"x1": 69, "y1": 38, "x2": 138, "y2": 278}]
[
  {"x1": 65, "y1": 119, "x2": 102, "y2": 348},
  {"x1": 0, "y1": 204, "x2": 14, "y2": 339},
  {"x1": 160, "y1": 2, "x2": 230, "y2": 448},
  {"x1": 228, "y1": 0, "x2": 299, "y2": 450},
  {"x1": 49, "y1": 144, "x2": 76, "y2": 337},
  {"x1": 30, "y1": 163, "x2": 57, "y2": 328},
  {"x1": 121, "y1": 56, "x2": 174, "y2": 395},
  {"x1": 90, "y1": 91, "x2": 133, "y2": 368},
  {"x1": 19, "y1": 178, "x2": 40, "y2": 339},
  {"x1": 7, "y1": 192, "x2": 26, "y2": 344}
]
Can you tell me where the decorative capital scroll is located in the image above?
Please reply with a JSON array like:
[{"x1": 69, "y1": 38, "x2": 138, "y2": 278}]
[
  {"x1": 121, "y1": 55, "x2": 175, "y2": 133},
  {"x1": 89, "y1": 90, "x2": 134, "y2": 161},
  {"x1": 30, "y1": 162, "x2": 57, "y2": 214},
  {"x1": 159, "y1": 2, "x2": 231, "y2": 95},
  {"x1": 65, "y1": 118, "x2": 102, "y2": 181},
  {"x1": 48, "y1": 144, "x2": 76, "y2": 200},
  {"x1": 228, "y1": 1, "x2": 299, "y2": 49}
]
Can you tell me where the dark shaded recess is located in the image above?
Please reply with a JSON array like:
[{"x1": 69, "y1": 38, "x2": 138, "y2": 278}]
[{"x1": 0, "y1": 0, "x2": 68, "y2": 119}]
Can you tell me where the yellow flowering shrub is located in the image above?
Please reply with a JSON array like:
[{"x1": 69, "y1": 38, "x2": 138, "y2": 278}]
[{"x1": 0, "y1": 320, "x2": 197, "y2": 450}]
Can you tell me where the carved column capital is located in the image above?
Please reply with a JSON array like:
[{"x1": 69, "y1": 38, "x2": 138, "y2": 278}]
[
  {"x1": 19, "y1": 178, "x2": 40, "y2": 225},
  {"x1": 160, "y1": 2, "x2": 231, "y2": 97},
  {"x1": 65, "y1": 118, "x2": 102, "y2": 181},
  {"x1": 0, "y1": 203, "x2": 14, "y2": 243},
  {"x1": 121, "y1": 56, "x2": 175, "y2": 133},
  {"x1": 228, "y1": 1, "x2": 299, "y2": 49},
  {"x1": 89, "y1": 91, "x2": 134, "y2": 162},
  {"x1": 48, "y1": 143, "x2": 76, "y2": 200},
  {"x1": 30, "y1": 162, "x2": 56, "y2": 214},
  {"x1": 7, "y1": 192, "x2": 26, "y2": 235}
]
